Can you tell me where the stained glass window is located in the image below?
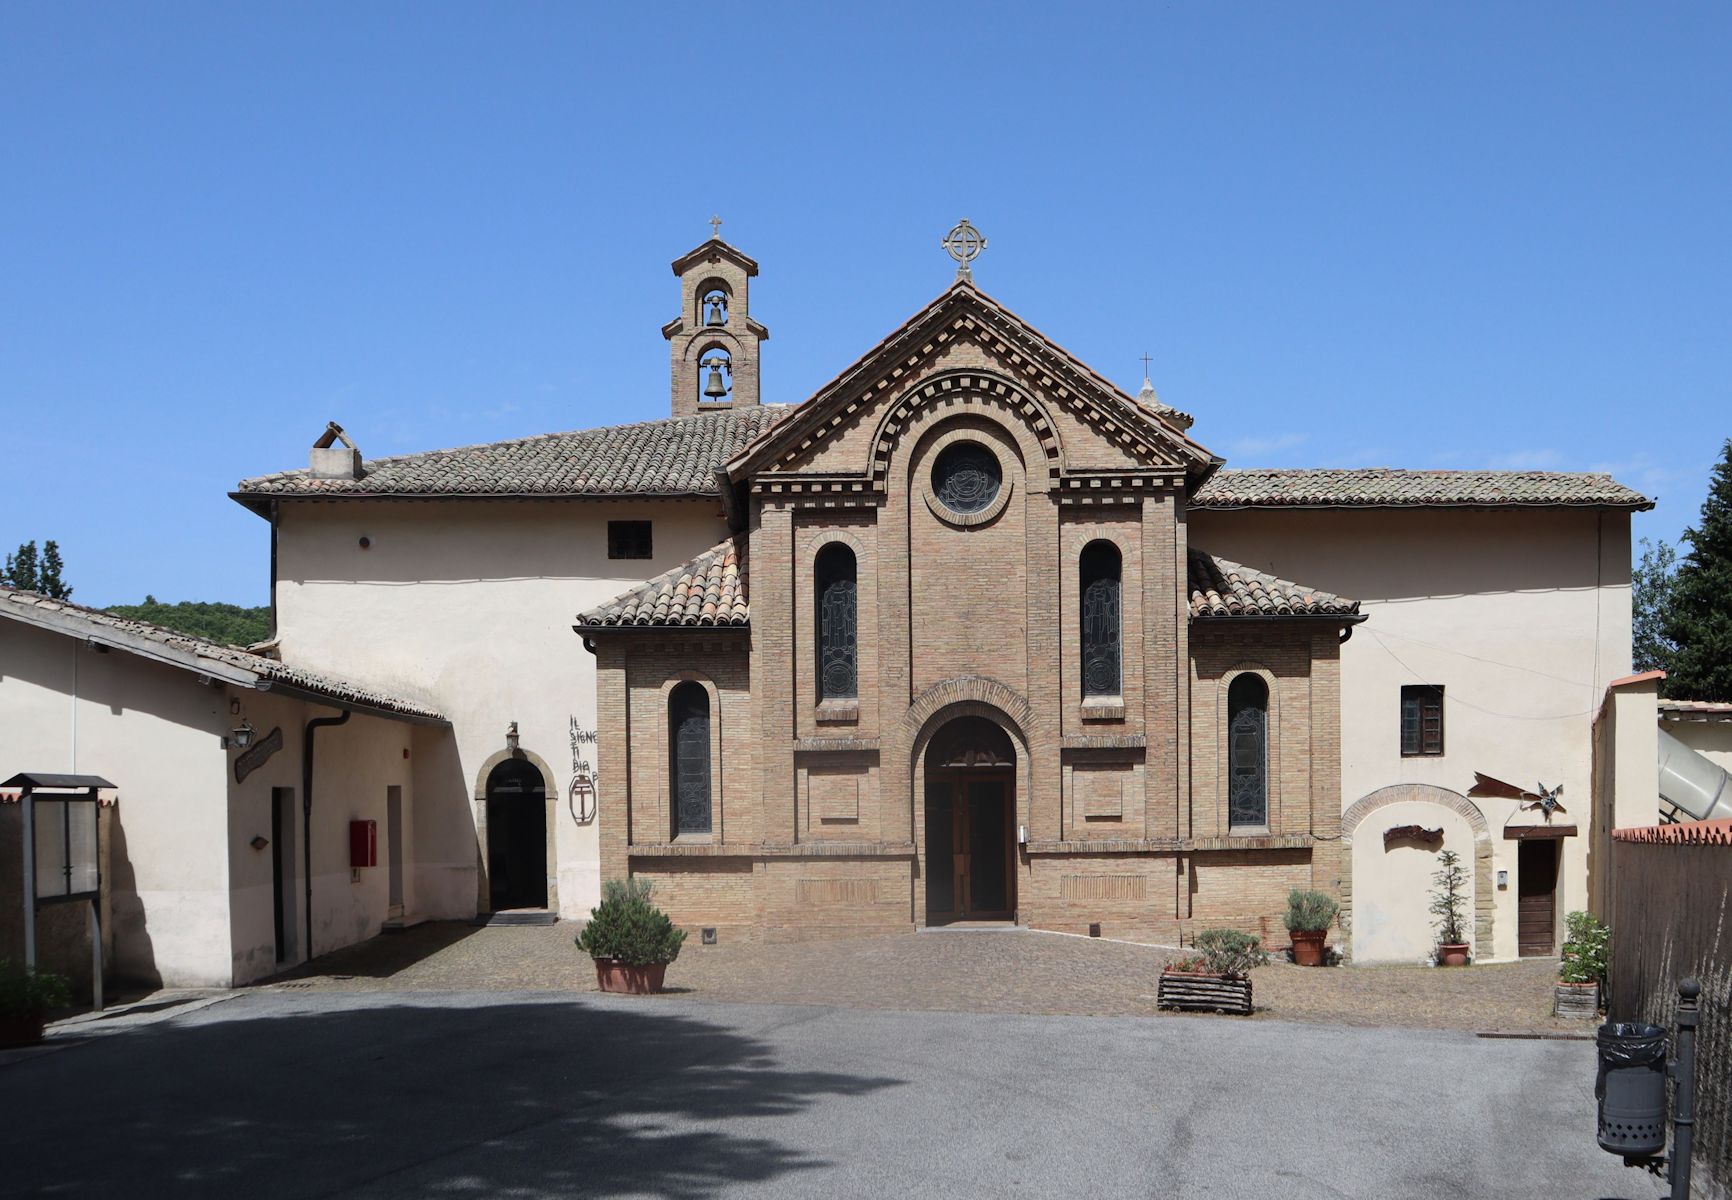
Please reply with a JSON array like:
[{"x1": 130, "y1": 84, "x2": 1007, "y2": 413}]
[
  {"x1": 1228, "y1": 674, "x2": 1268, "y2": 829},
  {"x1": 932, "y1": 442, "x2": 1001, "y2": 514},
  {"x1": 816, "y1": 543, "x2": 858, "y2": 700},
  {"x1": 669, "y1": 682, "x2": 711, "y2": 836},
  {"x1": 1080, "y1": 541, "x2": 1121, "y2": 698}
]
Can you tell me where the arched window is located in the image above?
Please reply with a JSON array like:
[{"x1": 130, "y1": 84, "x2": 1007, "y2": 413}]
[
  {"x1": 1080, "y1": 541, "x2": 1121, "y2": 698},
  {"x1": 669, "y1": 682, "x2": 711, "y2": 836},
  {"x1": 1227, "y1": 674, "x2": 1269, "y2": 829},
  {"x1": 815, "y1": 543, "x2": 858, "y2": 701}
]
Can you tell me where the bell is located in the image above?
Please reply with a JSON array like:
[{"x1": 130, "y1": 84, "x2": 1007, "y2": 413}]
[
  {"x1": 705, "y1": 297, "x2": 726, "y2": 326},
  {"x1": 703, "y1": 363, "x2": 729, "y2": 399}
]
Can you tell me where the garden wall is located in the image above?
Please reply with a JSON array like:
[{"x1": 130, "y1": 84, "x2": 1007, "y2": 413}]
[{"x1": 1608, "y1": 820, "x2": 1732, "y2": 1200}]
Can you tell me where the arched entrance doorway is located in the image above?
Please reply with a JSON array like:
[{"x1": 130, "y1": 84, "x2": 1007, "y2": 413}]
[
  {"x1": 485, "y1": 757, "x2": 548, "y2": 911},
  {"x1": 924, "y1": 716, "x2": 1016, "y2": 923}
]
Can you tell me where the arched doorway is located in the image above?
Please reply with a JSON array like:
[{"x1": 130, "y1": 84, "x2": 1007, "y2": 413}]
[
  {"x1": 485, "y1": 757, "x2": 548, "y2": 911},
  {"x1": 924, "y1": 716, "x2": 1016, "y2": 923}
]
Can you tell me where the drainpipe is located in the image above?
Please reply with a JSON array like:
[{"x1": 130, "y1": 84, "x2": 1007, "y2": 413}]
[{"x1": 302, "y1": 709, "x2": 351, "y2": 962}]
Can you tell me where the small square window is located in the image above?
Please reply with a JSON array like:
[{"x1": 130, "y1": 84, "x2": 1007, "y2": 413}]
[
  {"x1": 1400, "y1": 685, "x2": 1445, "y2": 757},
  {"x1": 608, "y1": 521, "x2": 653, "y2": 560}
]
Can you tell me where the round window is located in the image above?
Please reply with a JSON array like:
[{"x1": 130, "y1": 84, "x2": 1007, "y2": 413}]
[{"x1": 931, "y1": 442, "x2": 1002, "y2": 515}]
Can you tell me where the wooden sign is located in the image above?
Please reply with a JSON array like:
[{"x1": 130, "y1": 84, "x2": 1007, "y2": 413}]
[
  {"x1": 1385, "y1": 824, "x2": 1444, "y2": 849},
  {"x1": 235, "y1": 726, "x2": 284, "y2": 784}
]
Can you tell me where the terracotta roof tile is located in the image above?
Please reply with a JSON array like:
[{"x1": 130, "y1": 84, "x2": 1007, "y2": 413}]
[
  {"x1": 1660, "y1": 699, "x2": 1732, "y2": 720},
  {"x1": 1613, "y1": 819, "x2": 1732, "y2": 846},
  {"x1": 577, "y1": 538, "x2": 748, "y2": 629},
  {"x1": 0, "y1": 588, "x2": 444, "y2": 721},
  {"x1": 1187, "y1": 550, "x2": 1362, "y2": 620},
  {"x1": 1192, "y1": 468, "x2": 1651, "y2": 510},
  {"x1": 235, "y1": 407, "x2": 791, "y2": 501}
]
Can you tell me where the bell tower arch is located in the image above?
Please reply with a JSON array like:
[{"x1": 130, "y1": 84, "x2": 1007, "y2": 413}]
[{"x1": 662, "y1": 220, "x2": 769, "y2": 416}]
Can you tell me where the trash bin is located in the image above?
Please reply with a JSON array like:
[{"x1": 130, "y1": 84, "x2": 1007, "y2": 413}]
[{"x1": 1596, "y1": 1021, "x2": 1668, "y2": 1156}]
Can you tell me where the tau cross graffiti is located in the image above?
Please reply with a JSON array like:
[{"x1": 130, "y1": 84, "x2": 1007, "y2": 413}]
[{"x1": 942, "y1": 218, "x2": 987, "y2": 281}]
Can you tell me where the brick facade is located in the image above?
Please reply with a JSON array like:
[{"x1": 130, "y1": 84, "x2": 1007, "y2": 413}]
[{"x1": 585, "y1": 279, "x2": 1359, "y2": 946}]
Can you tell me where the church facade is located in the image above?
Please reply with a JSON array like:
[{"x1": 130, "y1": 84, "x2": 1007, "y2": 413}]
[{"x1": 223, "y1": 228, "x2": 1649, "y2": 967}]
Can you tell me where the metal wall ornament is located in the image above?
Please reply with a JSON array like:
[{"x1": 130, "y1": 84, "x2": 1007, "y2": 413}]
[
  {"x1": 1227, "y1": 675, "x2": 1269, "y2": 828},
  {"x1": 933, "y1": 442, "x2": 1002, "y2": 514},
  {"x1": 816, "y1": 546, "x2": 858, "y2": 700},
  {"x1": 1080, "y1": 543, "x2": 1122, "y2": 698},
  {"x1": 670, "y1": 683, "x2": 712, "y2": 836}
]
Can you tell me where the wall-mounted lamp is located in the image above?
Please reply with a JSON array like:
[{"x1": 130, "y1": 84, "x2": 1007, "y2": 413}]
[
  {"x1": 231, "y1": 720, "x2": 257, "y2": 750},
  {"x1": 1497, "y1": 869, "x2": 1509, "y2": 889},
  {"x1": 506, "y1": 721, "x2": 520, "y2": 753}
]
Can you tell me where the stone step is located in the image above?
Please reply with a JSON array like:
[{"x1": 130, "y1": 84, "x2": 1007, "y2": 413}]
[{"x1": 475, "y1": 910, "x2": 558, "y2": 927}]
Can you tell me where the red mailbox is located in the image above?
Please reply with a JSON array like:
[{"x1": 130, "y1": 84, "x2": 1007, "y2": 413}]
[{"x1": 349, "y1": 819, "x2": 377, "y2": 868}]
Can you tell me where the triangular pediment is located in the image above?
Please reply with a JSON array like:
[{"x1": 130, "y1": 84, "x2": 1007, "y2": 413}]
[{"x1": 725, "y1": 282, "x2": 1220, "y2": 487}]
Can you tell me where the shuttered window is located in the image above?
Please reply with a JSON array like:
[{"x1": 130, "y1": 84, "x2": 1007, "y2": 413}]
[{"x1": 1400, "y1": 685, "x2": 1445, "y2": 757}]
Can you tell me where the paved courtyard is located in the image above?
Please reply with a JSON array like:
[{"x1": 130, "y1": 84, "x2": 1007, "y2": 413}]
[
  {"x1": 271, "y1": 921, "x2": 1588, "y2": 1032},
  {"x1": 2, "y1": 987, "x2": 1658, "y2": 1199}
]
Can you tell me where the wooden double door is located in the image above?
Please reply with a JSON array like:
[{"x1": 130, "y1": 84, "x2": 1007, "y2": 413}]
[{"x1": 925, "y1": 771, "x2": 1015, "y2": 922}]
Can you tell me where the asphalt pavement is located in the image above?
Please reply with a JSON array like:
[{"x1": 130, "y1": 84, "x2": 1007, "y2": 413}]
[{"x1": 0, "y1": 989, "x2": 1663, "y2": 1199}]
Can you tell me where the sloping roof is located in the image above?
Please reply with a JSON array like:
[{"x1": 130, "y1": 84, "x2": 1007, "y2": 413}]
[
  {"x1": 232, "y1": 407, "x2": 790, "y2": 511},
  {"x1": 1192, "y1": 468, "x2": 1652, "y2": 510},
  {"x1": 1187, "y1": 550, "x2": 1363, "y2": 620},
  {"x1": 1660, "y1": 699, "x2": 1732, "y2": 722},
  {"x1": 1613, "y1": 819, "x2": 1732, "y2": 846},
  {"x1": 0, "y1": 588, "x2": 445, "y2": 722},
  {"x1": 576, "y1": 539, "x2": 748, "y2": 630}
]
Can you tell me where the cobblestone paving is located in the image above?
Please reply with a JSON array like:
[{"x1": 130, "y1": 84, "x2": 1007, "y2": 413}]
[{"x1": 268, "y1": 923, "x2": 1586, "y2": 1033}]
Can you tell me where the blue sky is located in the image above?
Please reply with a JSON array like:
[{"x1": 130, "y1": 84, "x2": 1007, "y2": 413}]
[{"x1": 2, "y1": 3, "x2": 1727, "y2": 607}]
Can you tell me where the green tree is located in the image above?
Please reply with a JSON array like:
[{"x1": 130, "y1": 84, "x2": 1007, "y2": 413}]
[
  {"x1": 103, "y1": 598, "x2": 271, "y2": 647},
  {"x1": 1632, "y1": 536, "x2": 1677, "y2": 674},
  {"x1": 1661, "y1": 439, "x2": 1732, "y2": 701},
  {"x1": 2, "y1": 539, "x2": 73, "y2": 599}
]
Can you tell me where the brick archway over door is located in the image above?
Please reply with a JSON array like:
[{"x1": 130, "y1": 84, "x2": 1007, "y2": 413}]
[{"x1": 1341, "y1": 783, "x2": 1494, "y2": 959}]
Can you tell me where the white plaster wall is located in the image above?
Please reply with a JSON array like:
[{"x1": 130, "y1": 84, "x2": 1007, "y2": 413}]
[
  {"x1": 1192, "y1": 506, "x2": 1632, "y2": 961},
  {"x1": 1350, "y1": 801, "x2": 1478, "y2": 964},
  {"x1": 223, "y1": 686, "x2": 423, "y2": 985},
  {"x1": 0, "y1": 620, "x2": 233, "y2": 987},
  {"x1": 272, "y1": 497, "x2": 729, "y2": 919},
  {"x1": 1667, "y1": 720, "x2": 1732, "y2": 775}
]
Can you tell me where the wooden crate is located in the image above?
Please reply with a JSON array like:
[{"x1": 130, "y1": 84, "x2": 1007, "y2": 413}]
[
  {"x1": 1157, "y1": 970, "x2": 1253, "y2": 1015},
  {"x1": 1554, "y1": 983, "x2": 1600, "y2": 1019}
]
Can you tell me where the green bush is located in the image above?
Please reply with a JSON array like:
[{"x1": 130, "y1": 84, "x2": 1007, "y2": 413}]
[
  {"x1": 0, "y1": 959, "x2": 71, "y2": 1018},
  {"x1": 1282, "y1": 889, "x2": 1339, "y2": 934},
  {"x1": 1430, "y1": 849, "x2": 1469, "y2": 946},
  {"x1": 1191, "y1": 928, "x2": 1270, "y2": 979},
  {"x1": 575, "y1": 879, "x2": 686, "y2": 967},
  {"x1": 1559, "y1": 911, "x2": 1609, "y2": 986}
]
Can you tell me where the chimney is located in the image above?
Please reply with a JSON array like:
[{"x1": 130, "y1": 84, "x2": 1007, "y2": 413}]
[{"x1": 310, "y1": 422, "x2": 363, "y2": 480}]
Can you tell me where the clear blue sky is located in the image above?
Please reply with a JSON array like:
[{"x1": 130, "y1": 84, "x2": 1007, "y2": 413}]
[{"x1": 3, "y1": 3, "x2": 1727, "y2": 607}]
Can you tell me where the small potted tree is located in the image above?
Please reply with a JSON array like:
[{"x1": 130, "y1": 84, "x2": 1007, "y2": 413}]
[
  {"x1": 575, "y1": 878, "x2": 686, "y2": 994},
  {"x1": 0, "y1": 959, "x2": 71, "y2": 1047},
  {"x1": 1555, "y1": 910, "x2": 1608, "y2": 1018},
  {"x1": 1430, "y1": 849, "x2": 1472, "y2": 966},
  {"x1": 1283, "y1": 889, "x2": 1339, "y2": 967},
  {"x1": 1158, "y1": 928, "x2": 1270, "y2": 1015}
]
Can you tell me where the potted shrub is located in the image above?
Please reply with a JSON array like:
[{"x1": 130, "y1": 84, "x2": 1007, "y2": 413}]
[
  {"x1": 575, "y1": 878, "x2": 686, "y2": 995},
  {"x1": 1283, "y1": 889, "x2": 1339, "y2": 966},
  {"x1": 0, "y1": 959, "x2": 71, "y2": 1047},
  {"x1": 1158, "y1": 928, "x2": 1269, "y2": 1015},
  {"x1": 1555, "y1": 910, "x2": 1608, "y2": 1018},
  {"x1": 1430, "y1": 849, "x2": 1472, "y2": 966}
]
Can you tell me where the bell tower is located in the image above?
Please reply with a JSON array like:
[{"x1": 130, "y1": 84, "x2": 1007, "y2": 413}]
[{"x1": 663, "y1": 219, "x2": 769, "y2": 417}]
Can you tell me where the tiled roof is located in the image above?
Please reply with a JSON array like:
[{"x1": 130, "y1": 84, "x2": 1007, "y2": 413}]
[
  {"x1": 234, "y1": 407, "x2": 791, "y2": 503},
  {"x1": 1660, "y1": 699, "x2": 1732, "y2": 721},
  {"x1": 0, "y1": 588, "x2": 445, "y2": 721},
  {"x1": 1192, "y1": 469, "x2": 1652, "y2": 510},
  {"x1": 577, "y1": 539, "x2": 748, "y2": 629},
  {"x1": 1613, "y1": 819, "x2": 1732, "y2": 846},
  {"x1": 1188, "y1": 550, "x2": 1363, "y2": 620}
]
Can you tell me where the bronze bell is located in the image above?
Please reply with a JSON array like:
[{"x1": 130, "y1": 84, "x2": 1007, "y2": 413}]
[
  {"x1": 705, "y1": 296, "x2": 726, "y2": 326},
  {"x1": 703, "y1": 360, "x2": 729, "y2": 399}
]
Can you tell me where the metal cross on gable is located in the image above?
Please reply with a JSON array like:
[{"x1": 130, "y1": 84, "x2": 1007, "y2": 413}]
[
  {"x1": 942, "y1": 218, "x2": 986, "y2": 281},
  {"x1": 709, "y1": 215, "x2": 723, "y2": 239},
  {"x1": 1140, "y1": 352, "x2": 1153, "y2": 377}
]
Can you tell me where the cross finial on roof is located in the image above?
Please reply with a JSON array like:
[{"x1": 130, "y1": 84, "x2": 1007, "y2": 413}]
[
  {"x1": 709, "y1": 215, "x2": 723, "y2": 240},
  {"x1": 1139, "y1": 352, "x2": 1153, "y2": 381}
]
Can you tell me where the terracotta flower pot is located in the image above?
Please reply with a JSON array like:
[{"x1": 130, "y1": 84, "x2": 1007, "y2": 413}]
[
  {"x1": 593, "y1": 959, "x2": 667, "y2": 995},
  {"x1": 1438, "y1": 943, "x2": 1471, "y2": 967},
  {"x1": 1290, "y1": 930, "x2": 1328, "y2": 966},
  {"x1": 0, "y1": 1014, "x2": 47, "y2": 1047}
]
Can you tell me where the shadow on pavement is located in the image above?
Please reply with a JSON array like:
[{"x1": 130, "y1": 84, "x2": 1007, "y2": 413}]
[
  {"x1": 0, "y1": 996, "x2": 903, "y2": 1198},
  {"x1": 261, "y1": 920, "x2": 487, "y2": 983}
]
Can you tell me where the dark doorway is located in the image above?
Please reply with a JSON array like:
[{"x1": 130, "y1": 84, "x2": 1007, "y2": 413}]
[
  {"x1": 271, "y1": 787, "x2": 295, "y2": 963},
  {"x1": 486, "y1": 758, "x2": 548, "y2": 912},
  {"x1": 923, "y1": 717, "x2": 1017, "y2": 923},
  {"x1": 1517, "y1": 839, "x2": 1559, "y2": 957}
]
